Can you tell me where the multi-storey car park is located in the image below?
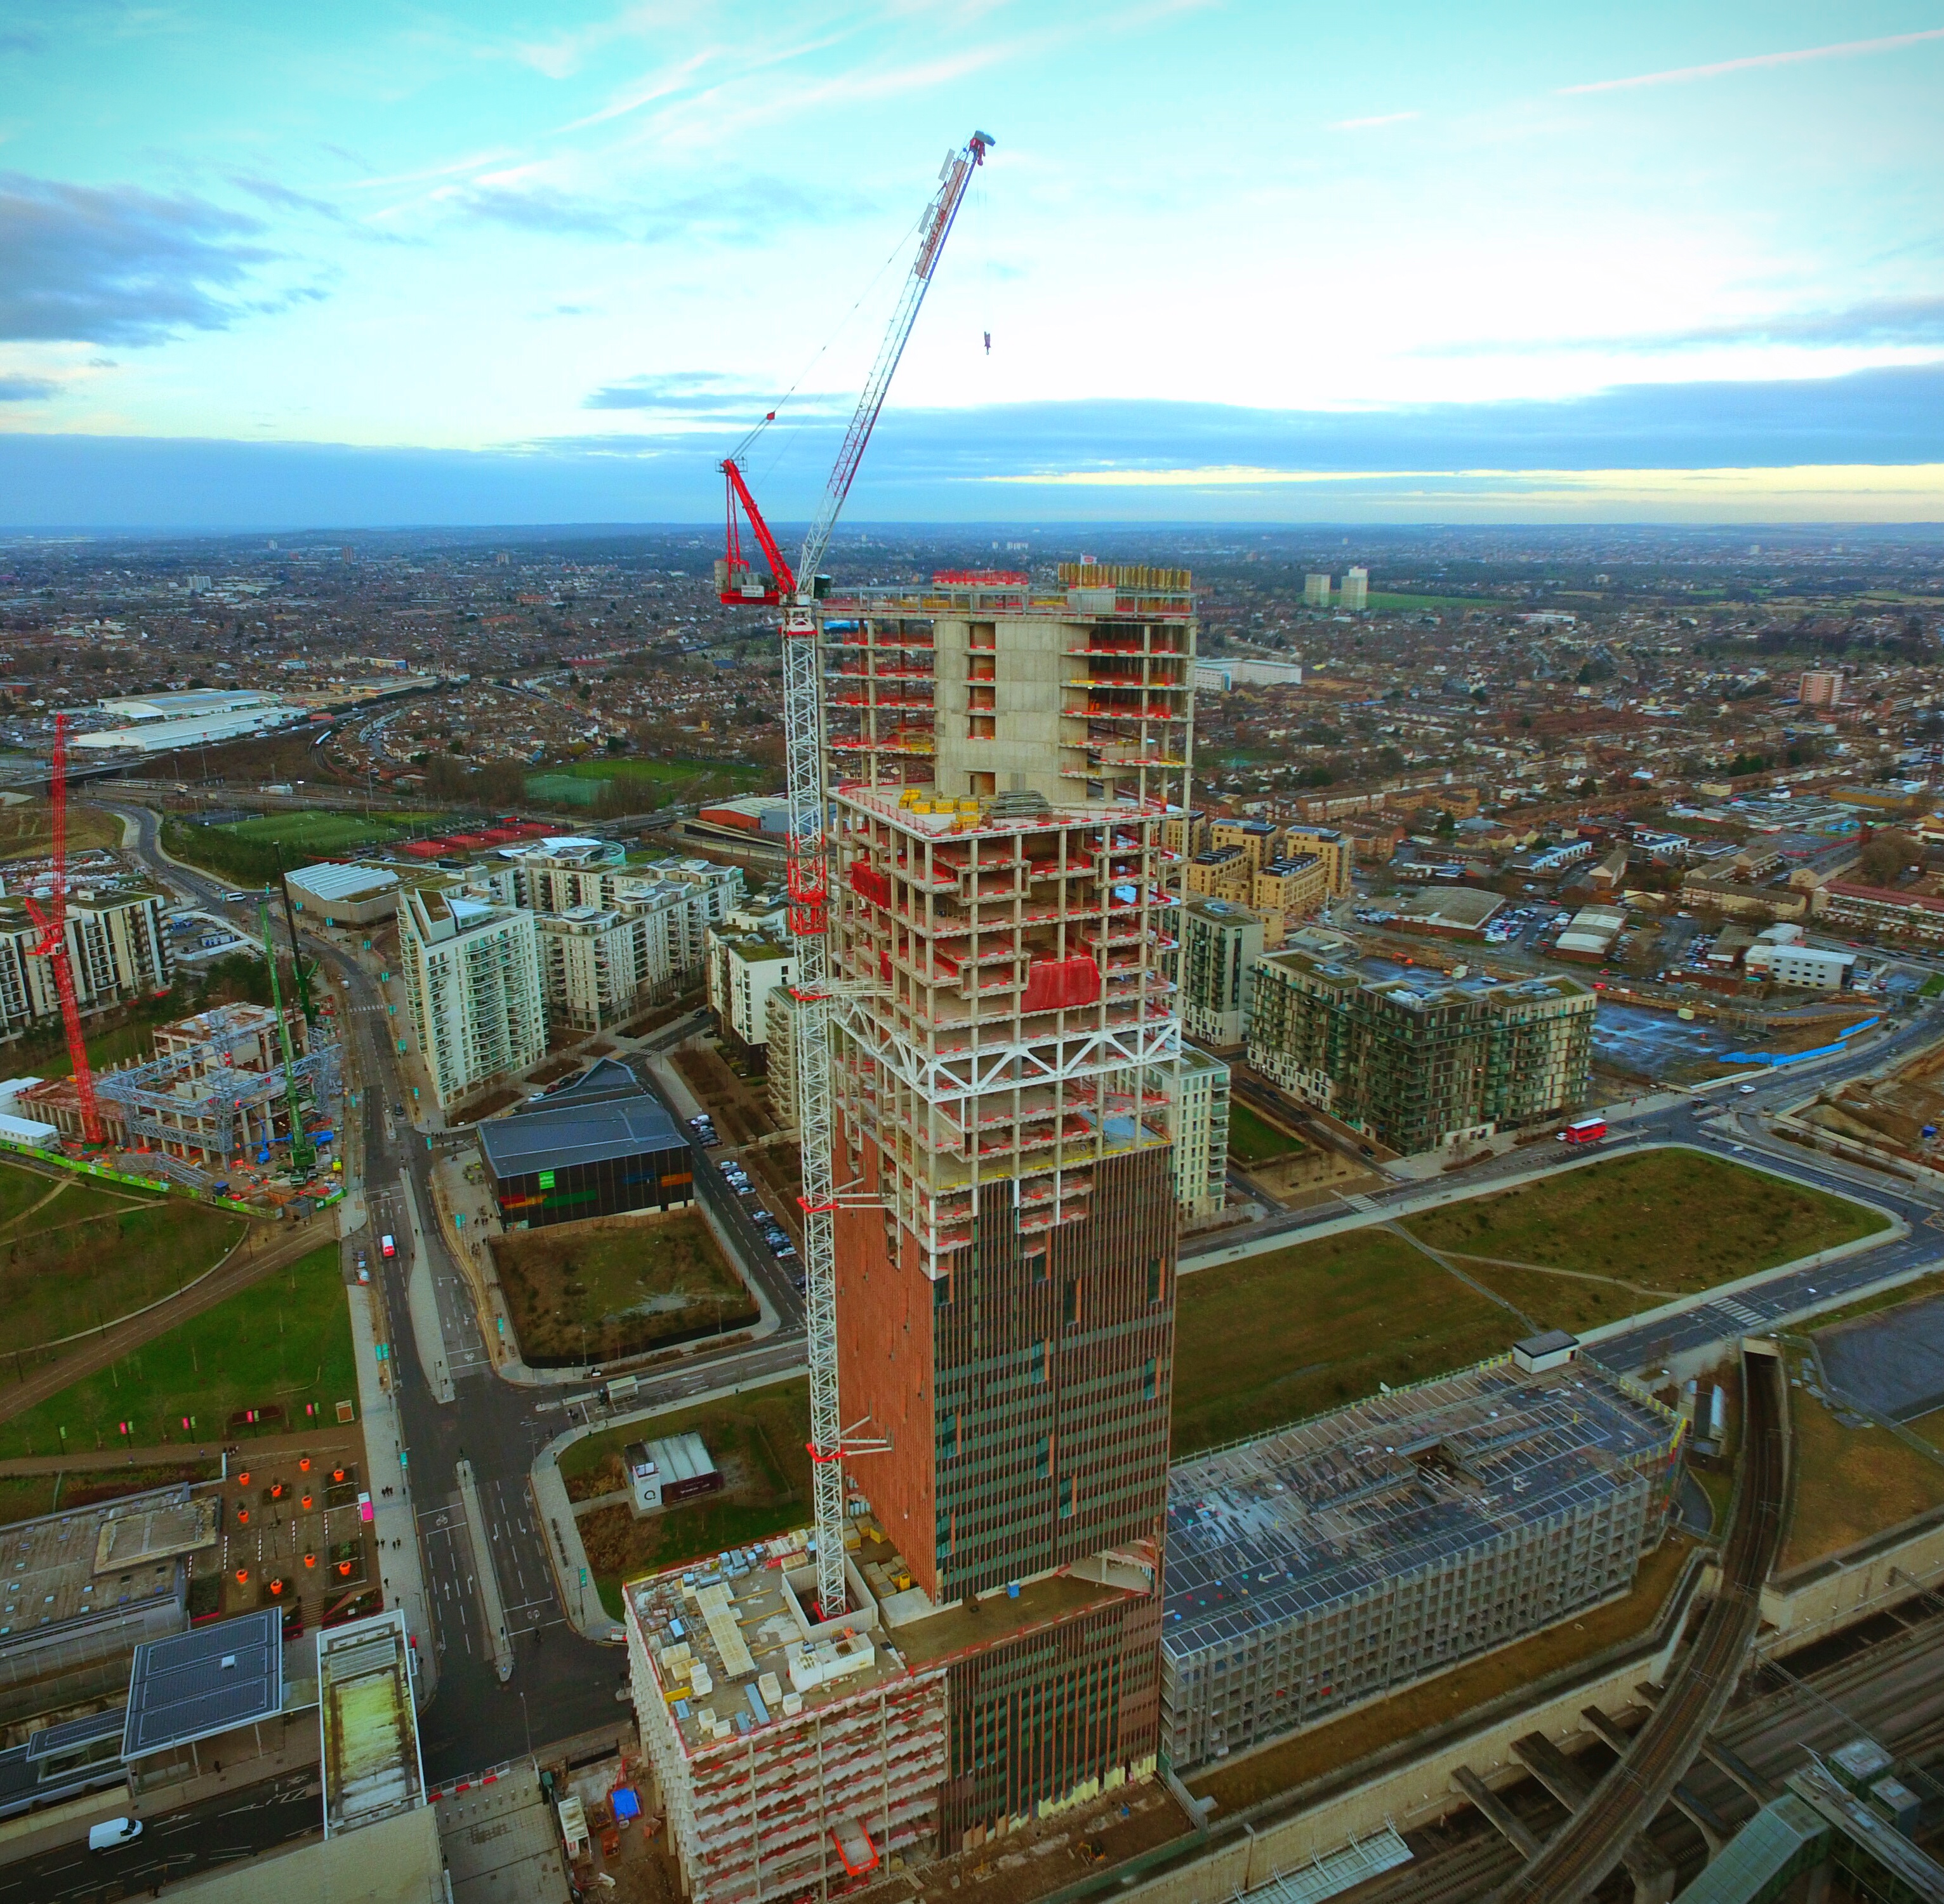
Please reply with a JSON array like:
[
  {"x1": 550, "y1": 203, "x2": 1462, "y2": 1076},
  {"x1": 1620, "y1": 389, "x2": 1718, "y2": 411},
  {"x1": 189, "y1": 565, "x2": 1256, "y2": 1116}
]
[{"x1": 1160, "y1": 1335, "x2": 1686, "y2": 1769}]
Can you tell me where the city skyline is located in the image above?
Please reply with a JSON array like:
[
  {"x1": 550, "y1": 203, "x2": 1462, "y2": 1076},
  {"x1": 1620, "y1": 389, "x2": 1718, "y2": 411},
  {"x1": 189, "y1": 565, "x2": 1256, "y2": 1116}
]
[{"x1": 1, "y1": 1, "x2": 1940, "y2": 525}]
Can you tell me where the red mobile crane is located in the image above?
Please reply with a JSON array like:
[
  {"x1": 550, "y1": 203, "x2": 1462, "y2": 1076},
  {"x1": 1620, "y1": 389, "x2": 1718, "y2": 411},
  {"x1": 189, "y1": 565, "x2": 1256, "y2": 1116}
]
[
  {"x1": 715, "y1": 130, "x2": 993, "y2": 1619},
  {"x1": 23, "y1": 715, "x2": 104, "y2": 1146}
]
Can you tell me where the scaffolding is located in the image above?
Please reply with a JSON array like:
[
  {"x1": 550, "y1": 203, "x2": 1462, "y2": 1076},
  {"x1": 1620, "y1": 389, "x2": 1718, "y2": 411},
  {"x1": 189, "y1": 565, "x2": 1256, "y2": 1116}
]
[{"x1": 96, "y1": 1002, "x2": 339, "y2": 1180}]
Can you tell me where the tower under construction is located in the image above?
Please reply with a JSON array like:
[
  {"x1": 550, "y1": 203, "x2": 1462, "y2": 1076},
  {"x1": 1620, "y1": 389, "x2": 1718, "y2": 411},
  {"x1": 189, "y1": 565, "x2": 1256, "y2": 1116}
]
[{"x1": 826, "y1": 562, "x2": 1194, "y2": 1841}]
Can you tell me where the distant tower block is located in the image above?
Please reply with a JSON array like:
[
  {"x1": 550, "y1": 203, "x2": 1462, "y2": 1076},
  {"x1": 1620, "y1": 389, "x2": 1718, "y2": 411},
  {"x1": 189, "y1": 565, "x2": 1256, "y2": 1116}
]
[
  {"x1": 1303, "y1": 572, "x2": 1332, "y2": 607},
  {"x1": 1800, "y1": 669, "x2": 1843, "y2": 711},
  {"x1": 1341, "y1": 565, "x2": 1369, "y2": 610}
]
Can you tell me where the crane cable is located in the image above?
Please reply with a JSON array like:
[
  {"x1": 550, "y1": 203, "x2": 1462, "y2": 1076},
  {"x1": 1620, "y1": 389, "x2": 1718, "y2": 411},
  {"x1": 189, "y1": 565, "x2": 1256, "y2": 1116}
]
[{"x1": 741, "y1": 202, "x2": 931, "y2": 493}]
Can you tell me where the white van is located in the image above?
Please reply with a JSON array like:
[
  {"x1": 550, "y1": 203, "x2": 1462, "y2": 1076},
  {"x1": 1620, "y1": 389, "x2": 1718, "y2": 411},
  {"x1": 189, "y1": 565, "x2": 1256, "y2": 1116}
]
[{"x1": 88, "y1": 1818, "x2": 143, "y2": 1853}]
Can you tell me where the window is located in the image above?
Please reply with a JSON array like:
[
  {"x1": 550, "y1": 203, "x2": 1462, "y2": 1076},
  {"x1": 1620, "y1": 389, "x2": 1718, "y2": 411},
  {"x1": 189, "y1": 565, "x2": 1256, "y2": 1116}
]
[
  {"x1": 1062, "y1": 1279, "x2": 1080, "y2": 1328},
  {"x1": 1028, "y1": 1248, "x2": 1048, "y2": 1285},
  {"x1": 1147, "y1": 1257, "x2": 1165, "y2": 1305},
  {"x1": 1142, "y1": 1358, "x2": 1158, "y2": 1401}
]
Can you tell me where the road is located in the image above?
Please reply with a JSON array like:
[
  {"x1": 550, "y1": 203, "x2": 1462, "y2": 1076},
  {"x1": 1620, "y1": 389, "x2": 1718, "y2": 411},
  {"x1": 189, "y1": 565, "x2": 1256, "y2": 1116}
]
[
  {"x1": 0, "y1": 1774, "x2": 320, "y2": 1902},
  {"x1": 105, "y1": 801, "x2": 810, "y2": 1779}
]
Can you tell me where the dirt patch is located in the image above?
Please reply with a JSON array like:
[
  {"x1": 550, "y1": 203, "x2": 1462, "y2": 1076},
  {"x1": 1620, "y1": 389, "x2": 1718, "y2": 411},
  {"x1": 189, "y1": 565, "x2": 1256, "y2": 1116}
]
[
  {"x1": 447, "y1": 1087, "x2": 522, "y2": 1126},
  {"x1": 493, "y1": 1212, "x2": 755, "y2": 1365},
  {"x1": 571, "y1": 1383, "x2": 811, "y2": 1610},
  {"x1": 60, "y1": 1460, "x2": 221, "y2": 1511},
  {"x1": 673, "y1": 1045, "x2": 775, "y2": 1147}
]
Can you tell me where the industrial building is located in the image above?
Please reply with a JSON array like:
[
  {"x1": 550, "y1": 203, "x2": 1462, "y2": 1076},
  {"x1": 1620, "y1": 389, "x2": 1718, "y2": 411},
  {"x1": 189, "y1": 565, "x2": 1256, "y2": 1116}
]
[
  {"x1": 1181, "y1": 897, "x2": 1266, "y2": 1052},
  {"x1": 285, "y1": 861, "x2": 400, "y2": 926},
  {"x1": 1160, "y1": 1340, "x2": 1684, "y2": 1769},
  {"x1": 625, "y1": 1432, "x2": 723, "y2": 1514},
  {"x1": 1248, "y1": 946, "x2": 1595, "y2": 1155},
  {"x1": 477, "y1": 1057, "x2": 692, "y2": 1227},
  {"x1": 821, "y1": 562, "x2": 1190, "y2": 1840},
  {"x1": 73, "y1": 691, "x2": 306, "y2": 753},
  {"x1": 398, "y1": 886, "x2": 546, "y2": 1108}
]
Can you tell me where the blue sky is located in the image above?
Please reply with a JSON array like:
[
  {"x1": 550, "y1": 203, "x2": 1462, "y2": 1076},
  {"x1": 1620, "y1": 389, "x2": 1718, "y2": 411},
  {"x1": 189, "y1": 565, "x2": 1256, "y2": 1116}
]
[{"x1": 1, "y1": 1, "x2": 1941, "y2": 526}]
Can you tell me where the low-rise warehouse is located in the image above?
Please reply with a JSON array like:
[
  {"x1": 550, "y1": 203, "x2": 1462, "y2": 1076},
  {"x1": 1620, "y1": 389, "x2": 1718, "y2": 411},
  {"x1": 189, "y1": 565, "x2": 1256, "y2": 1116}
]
[
  {"x1": 478, "y1": 1058, "x2": 692, "y2": 1229},
  {"x1": 1160, "y1": 1340, "x2": 1684, "y2": 1769},
  {"x1": 285, "y1": 862, "x2": 402, "y2": 926}
]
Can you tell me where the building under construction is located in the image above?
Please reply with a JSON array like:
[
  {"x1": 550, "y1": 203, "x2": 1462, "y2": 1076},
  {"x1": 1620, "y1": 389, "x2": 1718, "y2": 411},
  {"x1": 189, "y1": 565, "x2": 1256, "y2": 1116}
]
[
  {"x1": 74, "y1": 1001, "x2": 334, "y2": 1180},
  {"x1": 824, "y1": 563, "x2": 1193, "y2": 1839},
  {"x1": 1160, "y1": 1336, "x2": 1685, "y2": 1769}
]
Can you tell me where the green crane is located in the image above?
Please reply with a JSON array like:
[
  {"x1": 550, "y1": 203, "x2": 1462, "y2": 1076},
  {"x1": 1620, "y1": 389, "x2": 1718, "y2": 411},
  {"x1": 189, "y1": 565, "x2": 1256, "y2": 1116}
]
[{"x1": 258, "y1": 896, "x2": 314, "y2": 1174}]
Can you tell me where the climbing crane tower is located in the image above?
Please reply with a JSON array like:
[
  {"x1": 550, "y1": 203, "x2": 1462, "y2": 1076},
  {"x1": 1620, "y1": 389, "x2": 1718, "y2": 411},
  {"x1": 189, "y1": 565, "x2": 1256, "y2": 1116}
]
[{"x1": 718, "y1": 130, "x2": 992, "y2": 1618}]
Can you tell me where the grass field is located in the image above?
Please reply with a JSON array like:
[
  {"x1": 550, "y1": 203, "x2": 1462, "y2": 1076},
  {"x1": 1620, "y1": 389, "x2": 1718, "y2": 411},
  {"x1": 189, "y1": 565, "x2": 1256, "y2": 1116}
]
[
  {"x1": 1184, "y1": 1532, "x2": 1694, "y2": 1811},
  {"x1": 0, "y1": 800, "x2": 124, "y2": 863},
  {"x1": 526, "y1": 758, "x2": 770, "y2": 810},
  {"x1": 493, "y1": 1213, "x2": 755, "y2": 1365},
  {"x1": 1923, "y1": 974, "x2": 1944, "y2": 1000},
  {"x1": 0, "y1": 1163, "x2": 246, "y2": 1349},
  {"x1": 1227, "y1": 1102, "x2": 1302, "y2": 1167},
  {"x1": 565, "y1": 1380, "x2": 810, "y2": 1618},
  {"x1": 216, "y1": 810, "x2": 437, "y2": 852},
  {"x1": 1172, "y1": 1228, "x2": 1523, "y2": 1456},
  {"x1": 1402, "y1": 1150, "x2": 1888, "y2": 1333},
  {"x1": 1784, "y1": 1374, "x2": 1944, "y2": 1571},
  {"x1": 0, "y1": 1243, "x2": 354, "y2": 1458}
]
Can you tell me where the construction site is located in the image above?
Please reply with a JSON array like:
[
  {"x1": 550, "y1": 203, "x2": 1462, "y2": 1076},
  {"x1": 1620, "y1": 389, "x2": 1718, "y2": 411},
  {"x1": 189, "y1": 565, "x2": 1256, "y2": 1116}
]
[{"x1": 1160, "y1": 1335, "x2": 1687, "y2": 1770}]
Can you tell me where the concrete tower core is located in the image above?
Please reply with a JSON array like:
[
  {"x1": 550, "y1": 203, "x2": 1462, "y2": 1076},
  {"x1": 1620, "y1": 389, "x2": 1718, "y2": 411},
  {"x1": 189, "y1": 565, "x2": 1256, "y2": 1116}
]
[{"x1": 823, "y1": 564, "x2": 1194, "y2": 1840}]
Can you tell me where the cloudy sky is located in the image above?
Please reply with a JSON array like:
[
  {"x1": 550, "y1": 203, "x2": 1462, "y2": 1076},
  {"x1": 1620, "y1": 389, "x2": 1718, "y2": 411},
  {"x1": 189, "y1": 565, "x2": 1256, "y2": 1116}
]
[{"x1": 1, "y1": 1, "x2": 1941, "y2": 527}]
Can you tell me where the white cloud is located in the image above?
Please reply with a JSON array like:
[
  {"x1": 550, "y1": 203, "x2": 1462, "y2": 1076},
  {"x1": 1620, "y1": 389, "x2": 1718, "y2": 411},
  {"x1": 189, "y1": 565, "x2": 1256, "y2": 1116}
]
[{"x1": 1560, "y1": 27, "x2": 1944, "y2": 96}]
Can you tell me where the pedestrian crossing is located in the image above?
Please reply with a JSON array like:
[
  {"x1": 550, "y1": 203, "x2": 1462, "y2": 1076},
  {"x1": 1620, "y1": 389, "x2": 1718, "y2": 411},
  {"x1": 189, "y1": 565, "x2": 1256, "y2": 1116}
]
[{"x1": 1715, "y1": 1297, "x2": 1767, "y2": 1329}]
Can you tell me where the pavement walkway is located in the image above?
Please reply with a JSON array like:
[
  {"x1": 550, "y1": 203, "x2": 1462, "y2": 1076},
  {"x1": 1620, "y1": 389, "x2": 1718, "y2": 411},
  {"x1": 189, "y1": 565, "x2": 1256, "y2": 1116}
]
[{"x1": 348, "y1": 1271, "x2": 440, "y2": 1704}]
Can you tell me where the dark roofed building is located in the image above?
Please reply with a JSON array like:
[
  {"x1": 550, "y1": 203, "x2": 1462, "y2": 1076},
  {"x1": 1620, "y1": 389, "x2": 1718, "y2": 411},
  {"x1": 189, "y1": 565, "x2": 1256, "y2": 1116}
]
[
  {"x1": 477, "y1": 1058, "x2": 694, "y2": 1229},
  {"x1": 123, "y1": 1607, "x2": 283, "y2": 1771}
]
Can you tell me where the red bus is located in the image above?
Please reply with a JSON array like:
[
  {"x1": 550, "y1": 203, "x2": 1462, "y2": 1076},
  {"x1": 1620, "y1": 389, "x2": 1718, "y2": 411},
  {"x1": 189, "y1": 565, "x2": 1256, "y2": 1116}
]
[{"x1": 1557, "y1": 1116, "x2": 1607, "y2": 1145}]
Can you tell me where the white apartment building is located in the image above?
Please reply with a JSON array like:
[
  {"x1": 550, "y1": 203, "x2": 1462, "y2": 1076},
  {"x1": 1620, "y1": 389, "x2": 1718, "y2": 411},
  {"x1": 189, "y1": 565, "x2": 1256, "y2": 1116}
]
[
  {"x1": 1303, "y1": 573, "x2": 1332, "y2": 607},
  {"x1": 765, "y1": 982, "x2": 801, "y2": 1133},
  {"x1": 706, "y1": 927, "x2": 797, "y2": 1058},
  {"x1": 0, "y1": 887, "x2": 173, "y2": 1041},
  {"x1": 1168, "y1": 1048, "x2": 1231, "y2": 1220},
  {"x1": 1180, "y1": 897, "x2": 1266, "y2": 1053},
  {"x1": 1341, "y1": 565, "x2": 1369, "y2": 610},
  {"x1": 399, "y1": 888, "x2": 546, "y2": 1109}
]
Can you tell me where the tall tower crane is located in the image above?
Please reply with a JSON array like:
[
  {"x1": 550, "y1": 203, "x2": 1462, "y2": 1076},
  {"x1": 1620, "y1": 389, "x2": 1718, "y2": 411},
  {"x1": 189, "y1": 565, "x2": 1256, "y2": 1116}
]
[
  {"x1": 23, "y1": 715, "x2": 104, "y2": 1147},
  {"x1": 718, "y1": 129, "x2": 993, "y2": 1619}
]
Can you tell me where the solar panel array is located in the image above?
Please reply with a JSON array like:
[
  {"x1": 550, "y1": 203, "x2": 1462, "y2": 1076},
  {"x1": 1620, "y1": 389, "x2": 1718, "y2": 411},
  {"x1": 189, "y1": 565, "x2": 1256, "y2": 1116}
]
[{"x1": 121, "y1": 1608, "x2": 282, "y2": 1759}]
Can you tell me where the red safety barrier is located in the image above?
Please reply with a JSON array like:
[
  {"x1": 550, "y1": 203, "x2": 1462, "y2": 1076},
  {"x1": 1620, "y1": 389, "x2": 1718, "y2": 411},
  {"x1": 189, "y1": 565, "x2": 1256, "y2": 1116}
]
[
  {"x1": 1021, "y1": 956, "x2": 1102, "y2": 1014},
  {"x1": 849, "y1": 863, "x2": 892, "y2": 908}
]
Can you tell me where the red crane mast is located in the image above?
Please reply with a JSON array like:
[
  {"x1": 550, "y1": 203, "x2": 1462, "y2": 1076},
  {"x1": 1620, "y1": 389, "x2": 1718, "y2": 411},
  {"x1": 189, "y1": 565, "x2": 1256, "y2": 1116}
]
[{"x1": 22, "y1": 715, "x2": 104, "y2": 1147}]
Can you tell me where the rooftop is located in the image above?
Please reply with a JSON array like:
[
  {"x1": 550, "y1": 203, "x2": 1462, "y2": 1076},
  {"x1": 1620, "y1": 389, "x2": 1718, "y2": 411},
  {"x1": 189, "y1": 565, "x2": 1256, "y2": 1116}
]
[
  {"x1": 0, "y1": 1485, "x2": 210, "y2": 1646},
  {"x1": 286, "y1": 862, "x2": 400, "y2": 901},
  {"x1": 477, "y1": 1062, "x2": 683, "y2": 1177},
  {"x1": 320, "y1": 1611, "x2": 424, "y2": 1837},
  {"x1": 1162, "y1": 1355, "x2": 1682, "y2": 1666},
  {"x1": 122, "y1": 1606, "x2": 282, "y2": 1762}
]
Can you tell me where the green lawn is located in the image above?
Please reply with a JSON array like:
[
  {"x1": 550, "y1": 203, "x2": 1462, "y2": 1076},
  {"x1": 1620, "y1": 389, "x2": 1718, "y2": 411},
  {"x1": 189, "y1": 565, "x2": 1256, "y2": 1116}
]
[
  {"x1": 565, "y1": 1380, "x2": 810, "y2": 1618},
  {"x1": 0, "y1": 1243, "x2": 354, "y2": 1458},
  {"x1": 527, "y1": 758, "x2": 771, "y2": 810},
  {"x1": 1172, "y1": 1229, "x2": 1522, "y2": 1456},
  {"x1": 0, "y1": 1163, "x2": 247, "y2": 1349},
  {"x1": 1922, "y1": 974, "x2": 1944, "y2": 999},
  {"x1": 1402, "y1": 1150, "x2": 1889, "y2": 1332},
  {"x1": 216, "y1": 810, "x2": 437, "y2": 852},
  {"x1": 1227, "y1": 1102, "x2": 1302, "y2": 1167}
]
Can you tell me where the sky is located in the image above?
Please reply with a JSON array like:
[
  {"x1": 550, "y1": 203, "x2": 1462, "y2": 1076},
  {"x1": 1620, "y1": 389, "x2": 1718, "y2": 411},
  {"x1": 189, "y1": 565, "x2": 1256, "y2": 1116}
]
[{"x1": 0, "y1": 0, "x2": 1941, "y2": 529}]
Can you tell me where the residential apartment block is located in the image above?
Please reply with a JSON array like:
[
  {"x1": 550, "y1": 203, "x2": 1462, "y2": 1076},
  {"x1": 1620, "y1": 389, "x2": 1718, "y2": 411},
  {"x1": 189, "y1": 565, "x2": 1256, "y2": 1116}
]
[
  {"x1": 706, "y1": 926, "x2": 797, "y2": 1059},
  {"x1": 1248, "y1": 946, "x2": 1594, "y2": 1155},
  {"x1": 399, "y1": 888, "x2": 546, "y2": 1109},
  {"x1": 1168, "y1": 1048, "x2": 1230, "y2": 1219},
  {"x1": 1180, "y1": 897, "x2": 1266, "y2": 1053},
  {"x1": 0, "y1": 887, "x2": 172, "y2": 1041}
]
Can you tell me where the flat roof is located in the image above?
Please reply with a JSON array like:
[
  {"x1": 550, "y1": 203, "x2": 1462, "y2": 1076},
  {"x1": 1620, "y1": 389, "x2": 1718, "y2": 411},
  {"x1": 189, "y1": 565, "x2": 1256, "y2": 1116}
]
[
  {"x1": 123, "y1": 1608, "x2": 283, "y2": 1761},
  {"x1": 0, "y1": 1486, "x2": 204, "y2": 1647},
  {"x1": 1162, "y1": 1355, "x2": 1682, "y2": 1667},
  {"x1": 288, "y1": 863, "x2": 401, "y2": 901},
  {"x1": 477, "y1": 1064, "x2": 684, "y2": 1177},
  {"x1": 320, "y1": 1611, "x2": 424, "y2": 1836}
]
